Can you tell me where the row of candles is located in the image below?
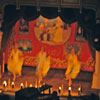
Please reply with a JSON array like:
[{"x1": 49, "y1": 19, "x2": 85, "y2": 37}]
[
  {"x1": 58, "y1": 85, "x2": 82, "y2": 96},
  {"x1": 2, "y1": 79, "x2": 34, "y2": 90},
  {"x1": 2, "y1": 79, "x2": 82, "y2": 96}
]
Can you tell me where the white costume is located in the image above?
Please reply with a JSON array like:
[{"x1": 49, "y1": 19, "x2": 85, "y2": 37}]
[{"x1": 36, "y1": 49, "x2": 50, "y2": 83}]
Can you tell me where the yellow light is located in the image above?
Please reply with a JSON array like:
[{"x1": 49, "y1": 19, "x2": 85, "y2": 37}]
[
  {"x1": 68, "y1": 86, "x2": 71, "y2": 91},
  {"x1": 12, "y1": 82, "x2": 14, "y2": 85},
  {"x1": 78, "y1": 86, "x2": 82, "y2": 96},
  {"x1": 20, "y1": 83, "x2": 24, "y2": 89},
  {"x1": 78, "y1": 87, "x2": 81, "y2": 91},
  {"x1": 3, "y1": 81, "x2": 7, "y2": 87},
  {"x1": 11, "y1": 82, "x2": 15, "y2": 88},
  {"x1": 0, "y1": 90, "x2": 2, "y2": 93},
  {"x1": 29, "y1": 84, "x2": 32, "y2": 87},
  {"x1": 59, "y1": 86, "x2": 61, "y2": 90},
  {"x1": 58, "y1": 86, "x2": 62, "y2": 95}
]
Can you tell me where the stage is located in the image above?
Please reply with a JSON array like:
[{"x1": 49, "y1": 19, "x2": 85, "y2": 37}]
[{"x1": 0, "y1": 66, "x2": 99, "y2": 100}]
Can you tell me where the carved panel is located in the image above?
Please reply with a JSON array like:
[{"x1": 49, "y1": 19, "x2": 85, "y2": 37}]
[
  {"x1": 83, "y1": 0, "x2": 97, "y2": 10},
  {"x1": 0, "y1": 0, "x2": 99, "y2": 11},
  {"x1": 17, "y1": 0, "x2": 36, "y2": 6},
  {"x1": 62, "y1": 0, "x2": 80, "y2": 4},
  {"x1": 61, "y1": 0, "x2": 80, "y2": 8},
  {"x1": 40, "y1": 0, "x2": 58, "y2": 7},
  {"x1": 84, "y1": 0, "x2": 97, "y2": 5},
  {"x1": 40, "y1": 0, "x2": 57, "y2": 3}
]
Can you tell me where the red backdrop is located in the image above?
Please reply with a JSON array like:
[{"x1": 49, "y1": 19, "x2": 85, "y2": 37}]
[{"x1": 5, "y1": 18, "x2": 95, "y2": 72}]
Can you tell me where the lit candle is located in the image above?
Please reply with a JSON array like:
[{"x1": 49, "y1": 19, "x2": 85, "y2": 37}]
[
  {"x1": 3, "y1": 81, "x2": 7, "y2": 87},
  {"x1": 29, "y1": 84, "x2": 32, "y2": 87},
  {"x1": 11, "y1": 82, "x2": 15, "y2": 89},
  {"x1": 78, "y1": 86, "x2": 82, "y2": 96},
  {"x1": 35, "y1": 85, "x2": 38, "y2": 88},
  {"x1": 58, "y1": 86, "x2": 61, "y2": 94},
  {"x1": 68, "y1": 86, "x2": 71, "y2": 91},
  {"x1": 35, "y1": 79, "x2": 37, "y2": 88},
  {"x1": 0, "y1": 89, "x2": 2, "y2": 93},
  {"x1": 20, "y1": 83, "x2": 24, "y2": 89},
  {"x1": 68, "y1": 86, "x2": 71, "y2": 96},
  {"x1": 78, "y1": 87, "x2": 81, "y2": 91}
]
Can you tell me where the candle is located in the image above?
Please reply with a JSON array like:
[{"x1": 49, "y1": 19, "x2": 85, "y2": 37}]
[
  {"x1": 11, "y1": 82, "x2": 15, "y2": 88},
  {"x1": 0, "y1": 89, "x2": 2, "y2": 94},
  {"x1": 78, "y1": 86, "x2": 82, "y2": 96},
  {"x1": 68, "y1": 86, "x2": 71, "y2": 91},
  {"x1": 3, "y1": 81, "x2": 7, "y2": 87},
  {"x1": 29, "y1": 84, "x2": 32, "y2": 87},
  {"x1": 58, "y1": 86, "x2": 61, "y2": 96},
  {"x1": 35, "y1": 85, "x2": 38, "y2": 88},
  {"x1": 68, "y1": 86, "x2": 71, "y2": 96},
  {"x1": 20, "y1": 83, "x2": 24, "y2": 89}
]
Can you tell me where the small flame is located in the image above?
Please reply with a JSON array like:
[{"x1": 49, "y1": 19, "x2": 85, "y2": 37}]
[
  {"x1": 68, "y1": 86, "x2": 71, "y2": 91},
  {"x1": 29, "y1": 84, "x2": 32, "y2": 87},
  {"x1": 3, "y1": 81, "x2": 7, "y2": 87},
  {"x1": 59, "y1": 86, "x2": 61, "y2": 90}
]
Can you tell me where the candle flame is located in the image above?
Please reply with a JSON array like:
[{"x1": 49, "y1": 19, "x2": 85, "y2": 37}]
[
  {"x1": 59, "y1": 86, "x2": 61, "y2": 90},
  {"x1": 3, "y1": 81, "x2": 7, "y2": 87},
  {"x1": 68, "y1": 86, "x2": 71, "y2": 90}
]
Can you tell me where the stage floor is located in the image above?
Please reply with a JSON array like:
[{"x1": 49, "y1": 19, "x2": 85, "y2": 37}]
[{"x1": 0, "y1": 66, "x2": 98, "y2": 96}]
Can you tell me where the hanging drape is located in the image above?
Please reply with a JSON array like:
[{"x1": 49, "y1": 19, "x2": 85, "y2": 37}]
[
  {"x1": 1, "y1": 5, "x2": 98, "y2": 60},
  {"x1": 78, "y1": 9, "x2": 96, "y2": 59}
]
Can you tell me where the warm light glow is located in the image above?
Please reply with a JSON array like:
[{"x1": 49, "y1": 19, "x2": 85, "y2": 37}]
[
  {"x1": 78, "y1": 86, "x2": 82, "y2": 96},
  {"x1": 78, "y1": 26, "x2": 82, "y2": 34},
  {"x1": 21, "y1": 83, "x2": 23, "y2": 86},
  {"x1": 12, "y1": 82, "x2": 14, "y2": 85},
  {"x1": 35, "y1": 85, "x2": 37, "y2": 88},
  {"x1": 20, "y1": 83, "x2": 24, "y2": 89},
  {"x1": 59, "y1": 86, "x2": 61, "y2": 90},
  {"x1": 29, "y1": 84, "x2": 32, "y2": 87},
  {"x1": 94, "y1": 38, "x2": 99, "y2": 42},
  {"x1": 0, "y1": 90, "x2": 2, "y2": 93},
  {"x1": 3, "y1": 81, "x2": 7, "y2": 87},
  {"x1": 11, "y1": 82, "x2": 15, "y2": 88},
  {"x1": 78, "y1": 87, "x2": 81, "y2": 91},
  {"x1": 68, "y1": 86, "x2": 71, "y2": 91}
]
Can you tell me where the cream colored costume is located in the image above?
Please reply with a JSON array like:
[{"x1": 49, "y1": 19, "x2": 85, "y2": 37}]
[
  {"x1": 36, "y1": 50, "x2": 50, "y2": 84},
  {"x1": 8, "y1": 49, "x2": 24, "y2": 75},
  {"x1": 65, "y1": 54, "x2": 80, "y2": 80},
  {"x1": 42, "y1": 56, "x2": 50, "y2": 77}
]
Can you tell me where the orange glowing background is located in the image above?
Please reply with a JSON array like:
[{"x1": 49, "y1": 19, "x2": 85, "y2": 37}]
[{"x1": 5, "y1": 16, "x2": 95, "y2": 72}]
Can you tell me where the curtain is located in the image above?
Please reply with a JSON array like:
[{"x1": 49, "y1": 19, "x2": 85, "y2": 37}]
[
  {"x1": 1, "y1": 5, "x2": 98, "y2": 59},
  {"x1": 78, "y1": 10, "x2": 96, "y2": 59}
]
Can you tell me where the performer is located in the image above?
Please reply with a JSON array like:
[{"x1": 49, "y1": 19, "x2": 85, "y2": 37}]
[
  {"x1": 65, "y1": 48, "x2": 80, "y2": 86},
  {"x1": 36, "y1": 47, "x2": 50, "y2": 87},
  {"x1": 7, "y1": 43, "x2": 24, "y2": 81}
]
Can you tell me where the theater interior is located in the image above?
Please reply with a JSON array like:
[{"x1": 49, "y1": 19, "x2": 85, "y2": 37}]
[{"x1": 0, "y1": 0, "x2": 100, "y2": 100}]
